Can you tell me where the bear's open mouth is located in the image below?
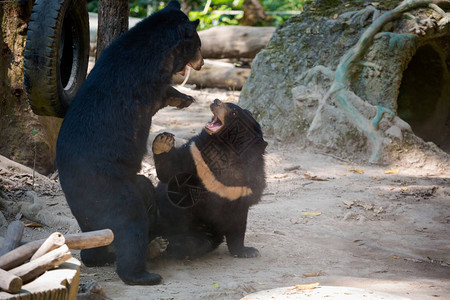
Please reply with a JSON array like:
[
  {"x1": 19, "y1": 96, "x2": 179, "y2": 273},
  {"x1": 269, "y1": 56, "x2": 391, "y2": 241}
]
[
  {"x1": 205, "y1": 99, "x2": 227, "y2": 134},
  {"x1": 205, "y1": 114, "x2": 223, "y2": 134}
]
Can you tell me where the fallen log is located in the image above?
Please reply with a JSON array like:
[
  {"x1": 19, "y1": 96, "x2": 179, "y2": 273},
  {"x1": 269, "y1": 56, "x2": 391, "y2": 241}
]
[
  {"x1": 0, "y1": 221, "x2": 24, "y2": 256},
  {"x1": 30, "y1": 232, "x2": 65, "y2": 261},
  {"x1": 9, "y1": 245, "x2": 72, "y2": 283},
  {"x1": 0, "y1": 268, "x2": 22, "y2": 293},
  {"x1": 173, "y1": 59, "x2": 251, "y2": 90},
  {"x1": 198, "y1": 26, "x2": 275, "y2": 59},
  {"x1": 0, "y1": 229, "x2": 114, "y2": 270}
]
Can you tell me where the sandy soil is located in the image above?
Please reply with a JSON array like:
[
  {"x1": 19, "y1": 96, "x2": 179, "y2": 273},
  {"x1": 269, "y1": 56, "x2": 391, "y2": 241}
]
[{"x1": 0, "y1": 87, "x2": 449, "y2": 299}]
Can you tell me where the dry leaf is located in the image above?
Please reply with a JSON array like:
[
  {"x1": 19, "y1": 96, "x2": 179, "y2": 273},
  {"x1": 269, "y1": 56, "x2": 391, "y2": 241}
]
[
  {"x1": 212, "y1": 282, "x2": 219, "y2": 288},
  {"x1": 378, "y1": 194, "x2": 385, "y2": 197},
  {"x1": 291, "y1": 282, "x2": 320, "y2": 291},
  {"x1": 303, "y1": 271, "x2": 322, "y2": 277},
  {"x1": 301, "y1": 212, "x2": 322, "y2": 217},
  {"x1": 392, "y1": 255, "x2": 400, "y2": 259},
  {"x1": 311, "y1": 176, "x2": 328, "y2": 181},
  {"x1": 348, "y1": 168, "x2": 364, "y2": 174},
  {"x1": 371, "y1": 176, "x2": 382, "y2": 181},
  {"x1": 24, "y1": 221, "x2": 43, "y2": 228},
  {"x1": 385, "y1": 169, "x2": 399, "y2": 174},
  {"x1": 401, "y1": 186, "x2": 409, "y2": 191},
  {"x1": 289, "y1": 218, "x2": 299, "y2": 224},
  {"x1": 304, "y1": 173, "x2": 328, "y2": 181}
]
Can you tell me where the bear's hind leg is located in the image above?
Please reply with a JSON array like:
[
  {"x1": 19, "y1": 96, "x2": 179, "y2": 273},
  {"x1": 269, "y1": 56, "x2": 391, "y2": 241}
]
[
  {"x1": 114, "y1": 221, "x2": 162, "y2": 285},
  {"x1": 114, "y1": 177, "x2": 161, "y2": 285},
  {"x1": 81, "y1": 246, "x2": 116, "y2": 267},
  {"x1": 163, "y1": 233, "x2": 222, "y2": 259}
]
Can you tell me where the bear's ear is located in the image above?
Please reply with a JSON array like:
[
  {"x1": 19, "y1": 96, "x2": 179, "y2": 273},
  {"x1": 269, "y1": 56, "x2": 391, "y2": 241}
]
[
  {"x1": 192, "y1": 19, "x2": 200, "y2": 29},
  {"x1": 167, "y1": 0, "x2": 181, "y2": 10}
]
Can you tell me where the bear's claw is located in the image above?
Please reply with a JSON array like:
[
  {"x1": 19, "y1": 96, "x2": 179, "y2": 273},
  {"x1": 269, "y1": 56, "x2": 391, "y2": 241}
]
[
  {"x1": 147, "y1": 236, "x2": 169, "y2": 259},
  {"x1": 152, "y1": 132, "x2": 175, "y2": 154}
]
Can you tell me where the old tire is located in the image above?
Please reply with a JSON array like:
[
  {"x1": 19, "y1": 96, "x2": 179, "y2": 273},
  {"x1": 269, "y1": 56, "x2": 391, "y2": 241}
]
[{"x1": 24, "y1": 0, "x2": 90, "y2": 118}]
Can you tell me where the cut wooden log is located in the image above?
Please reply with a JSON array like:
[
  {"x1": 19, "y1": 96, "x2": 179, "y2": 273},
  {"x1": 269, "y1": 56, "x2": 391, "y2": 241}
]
[
  {"x1": 198, "y1": 26, "x2": 275, "y2": 59},
  {"x1": 30, "y1": 232, "x2": 65, "y2": 261},
  {"x1": 173, "y1": 59, "x2": 251, "y2": 90},
  {"x1": 0, "y1": 229, "x2": 114, "y2": 270},
  {"x1": 64, "y1": 229, "x2": 114, "y2": 250},
  {"x1": 0, "y1": 221, "x2": 24, "y2": 256},
  {"x1": 9, "y1": 244, "x2": 72, "y2": 283},
  {"x1": 0, "y1": 258, "x2": 81, "y2": 299},
  {"x1": 0, "y1": 268, "x2": 22, "y2": 294}
]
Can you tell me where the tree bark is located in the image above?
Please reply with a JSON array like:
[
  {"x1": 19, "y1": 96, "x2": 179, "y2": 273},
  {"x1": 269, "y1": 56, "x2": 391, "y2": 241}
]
[
  {"x1": 0, "y1": 2, "x2": 61, "y2": 175},
  {"x1": 96, "y1": 0, "x2": 129, "y2": 60}
]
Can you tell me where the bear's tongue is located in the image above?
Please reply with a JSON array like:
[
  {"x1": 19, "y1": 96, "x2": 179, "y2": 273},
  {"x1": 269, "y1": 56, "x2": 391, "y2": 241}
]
[{"x1": 206, "y1": 116, "x2": 222, "y2": 132}]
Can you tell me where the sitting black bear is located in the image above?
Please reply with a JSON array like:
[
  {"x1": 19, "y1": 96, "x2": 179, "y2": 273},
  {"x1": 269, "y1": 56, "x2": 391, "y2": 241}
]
[
  {"x1": 56, "y1": 0, "x2": 203, "y2": 285},
  {"x1": 152, "y1": 99, "x2": 267, "y2": 259}
]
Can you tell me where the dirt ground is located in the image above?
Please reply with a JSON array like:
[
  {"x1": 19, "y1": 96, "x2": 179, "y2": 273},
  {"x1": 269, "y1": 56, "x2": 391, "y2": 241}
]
[{"x1": 0, "y1": 87, "x2": 449, "y2": 299}]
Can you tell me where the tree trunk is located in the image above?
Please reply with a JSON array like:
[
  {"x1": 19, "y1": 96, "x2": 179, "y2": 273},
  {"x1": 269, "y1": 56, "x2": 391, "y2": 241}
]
[
  {"x1": 241, "y1": 0, "x2": 266, "y2": 26},
  {"x1": 96, "y1": 0, "x2": 129, "y2": 60},
  {"x1": 0, "y1": 2, "x2": 61, "y2": 175}
]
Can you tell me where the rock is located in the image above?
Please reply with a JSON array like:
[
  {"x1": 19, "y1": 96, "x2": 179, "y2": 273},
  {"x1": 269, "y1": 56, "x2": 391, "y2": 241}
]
[
  {"x1": 386, "y1": 126, "x2": 403, "y2": 140},
  {"x1": 239, "y1": 0, "x2": 450, "y2": 163}
]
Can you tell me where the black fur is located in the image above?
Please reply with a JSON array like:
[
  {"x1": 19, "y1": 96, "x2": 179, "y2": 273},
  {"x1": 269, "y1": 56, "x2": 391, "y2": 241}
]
[
  {"x1": 56, "y1": 0, "x2": 202, "y2": 285},
  {"x1": 152, "y1": 100, "x2": 267, "y2": 259}
]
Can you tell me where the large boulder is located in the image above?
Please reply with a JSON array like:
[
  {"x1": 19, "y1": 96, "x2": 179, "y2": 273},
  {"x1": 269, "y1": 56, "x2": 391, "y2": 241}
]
[{"x1": 240, "y1": 0, "x2": 450, "y2": 165}]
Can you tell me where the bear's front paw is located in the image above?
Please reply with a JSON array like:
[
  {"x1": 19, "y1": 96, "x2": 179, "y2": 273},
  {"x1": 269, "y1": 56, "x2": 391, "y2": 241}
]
[
  {"x1": 152, "y1": 132, "x2": 174, "y2": 155},
  {"x1": 232, "y1": 246, "x2": 260, "y2": 258}
]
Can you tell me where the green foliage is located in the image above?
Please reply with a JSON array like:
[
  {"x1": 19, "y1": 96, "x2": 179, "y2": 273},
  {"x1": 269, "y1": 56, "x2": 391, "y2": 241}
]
[
  {"x1": 189, "y1": 2, "x2": 243, "y2": 31},
  {"x1": 129, "y1": 0, "x2": 149, "y2": 18},
  {"x1": 87, "y1": 0, "x2": 98, "y2": 13},
  {"x1": 87, "y1": 0, "x2": 307, "y2": 28}
]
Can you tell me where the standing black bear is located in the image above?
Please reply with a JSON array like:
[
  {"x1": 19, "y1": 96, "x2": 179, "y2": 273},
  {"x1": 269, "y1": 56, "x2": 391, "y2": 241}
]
[
  {"x1": 56, "y1": 1, "x2": 203, "y2": 285},
  {"x1": 152, "y1": 99, "x2": 267, "y2": 259}
]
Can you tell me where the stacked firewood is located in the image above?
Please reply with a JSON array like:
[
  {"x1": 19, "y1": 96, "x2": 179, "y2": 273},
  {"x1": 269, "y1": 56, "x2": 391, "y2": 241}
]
[{"x1": 0, "y1": 221, "x2": 113, "y2": 294}]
